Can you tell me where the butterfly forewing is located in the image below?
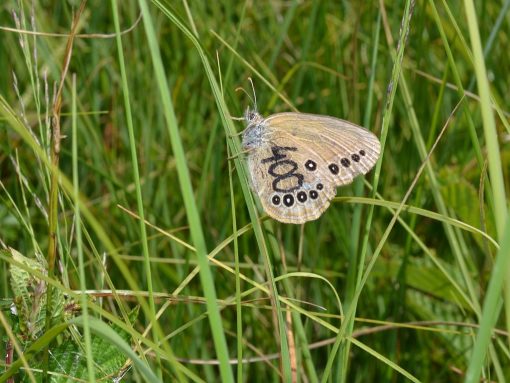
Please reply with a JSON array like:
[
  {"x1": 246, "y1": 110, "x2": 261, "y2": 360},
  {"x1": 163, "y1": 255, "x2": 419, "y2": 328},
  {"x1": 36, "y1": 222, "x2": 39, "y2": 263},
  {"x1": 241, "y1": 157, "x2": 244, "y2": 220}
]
[{"x1": 266, "y1": 113, "x2": 381, "y2": 185}]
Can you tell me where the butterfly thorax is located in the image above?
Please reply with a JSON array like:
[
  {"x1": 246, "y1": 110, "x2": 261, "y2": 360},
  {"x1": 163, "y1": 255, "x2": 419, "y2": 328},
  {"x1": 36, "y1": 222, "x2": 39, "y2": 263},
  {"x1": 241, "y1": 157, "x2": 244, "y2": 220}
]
[{"x1": 242, "y1": 108, "x2": 269, "y2": 150}]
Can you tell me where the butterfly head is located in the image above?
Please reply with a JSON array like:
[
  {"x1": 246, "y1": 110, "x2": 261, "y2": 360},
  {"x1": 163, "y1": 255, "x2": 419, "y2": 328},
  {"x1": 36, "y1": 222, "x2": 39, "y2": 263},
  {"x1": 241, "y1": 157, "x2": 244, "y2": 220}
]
[
  {"x1": 243, "y1": 107, "x2": 264, "y2": 125},
  {"x1": 242, "y1": 107, "x2": 266, "y2": 150}
]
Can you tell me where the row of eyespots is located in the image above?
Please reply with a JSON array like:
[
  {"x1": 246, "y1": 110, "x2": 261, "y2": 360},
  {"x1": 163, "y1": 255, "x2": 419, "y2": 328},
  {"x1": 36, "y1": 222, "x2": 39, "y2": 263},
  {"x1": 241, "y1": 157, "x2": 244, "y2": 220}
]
[
  {"x1": 304, "y1": 150, "x2": 367, "y2": 176},
  {"x1": 271, "y1": 183, "x2": 323, "y2": 207},
  {"x1": 330, "y1": 150, "x2": 366, "y2": 175}
]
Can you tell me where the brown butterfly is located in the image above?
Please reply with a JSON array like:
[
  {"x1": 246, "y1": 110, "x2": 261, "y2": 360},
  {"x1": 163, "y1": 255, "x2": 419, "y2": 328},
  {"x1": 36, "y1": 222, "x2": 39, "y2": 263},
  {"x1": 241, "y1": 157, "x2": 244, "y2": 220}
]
[{"x1": 242, "y1": 110, "x2": 381, "y2": 224}]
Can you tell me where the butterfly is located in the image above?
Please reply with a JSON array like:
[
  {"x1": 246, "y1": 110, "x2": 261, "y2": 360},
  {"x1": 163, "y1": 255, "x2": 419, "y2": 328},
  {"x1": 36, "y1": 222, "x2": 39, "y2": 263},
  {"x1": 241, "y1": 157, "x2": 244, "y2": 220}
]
[{"x1": 241, "y1": 109, "x2": 381, "y2": 224}]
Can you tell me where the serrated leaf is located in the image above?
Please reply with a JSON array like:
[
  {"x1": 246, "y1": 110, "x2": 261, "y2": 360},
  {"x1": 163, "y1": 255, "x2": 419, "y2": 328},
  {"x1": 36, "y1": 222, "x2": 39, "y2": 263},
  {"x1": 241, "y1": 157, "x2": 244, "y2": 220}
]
[
  {"x1": 438, "y1": 165, "x2": 497, "y2": 249},
  {"x1": 375, "y1": 256, "x2": 472, "y2": 310},
  {"x1": 8, "y1": 248, "x2": 67, "y2": 341},
  {"x1": 24, "y1": 307, "x2": 140, "y2": 382}
]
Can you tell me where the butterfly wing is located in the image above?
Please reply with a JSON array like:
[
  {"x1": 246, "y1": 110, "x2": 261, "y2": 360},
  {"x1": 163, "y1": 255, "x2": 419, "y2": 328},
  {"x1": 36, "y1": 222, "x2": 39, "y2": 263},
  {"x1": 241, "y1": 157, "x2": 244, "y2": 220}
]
[
  {"x1": 266, "y1": 113, "x2": 381, "y2": 185},
  {"x1": 246, "y1": 112, "x2": 380, "y2": 224}
]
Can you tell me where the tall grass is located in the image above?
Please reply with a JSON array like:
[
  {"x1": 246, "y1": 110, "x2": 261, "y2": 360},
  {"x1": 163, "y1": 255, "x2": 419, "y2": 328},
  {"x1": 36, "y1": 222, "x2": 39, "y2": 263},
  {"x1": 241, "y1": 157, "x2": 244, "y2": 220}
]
[{"x1": 0, "y1": 0, "x2": 509, "y2": 381}]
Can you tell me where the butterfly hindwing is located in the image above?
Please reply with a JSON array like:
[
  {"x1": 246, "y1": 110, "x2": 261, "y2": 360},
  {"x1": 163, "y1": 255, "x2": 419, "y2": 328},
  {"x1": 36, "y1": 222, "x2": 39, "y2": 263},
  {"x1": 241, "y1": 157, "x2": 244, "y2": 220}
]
[{"x1": 247, "y1": 132, "x2": 337, "y2": 224}]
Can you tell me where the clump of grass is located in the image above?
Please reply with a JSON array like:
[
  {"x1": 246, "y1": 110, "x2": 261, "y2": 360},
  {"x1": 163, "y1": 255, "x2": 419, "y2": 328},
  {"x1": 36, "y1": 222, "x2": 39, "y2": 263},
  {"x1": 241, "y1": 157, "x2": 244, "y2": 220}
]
[{"x1": 0, "y1": 0, "x2": 509, "y2": 382}]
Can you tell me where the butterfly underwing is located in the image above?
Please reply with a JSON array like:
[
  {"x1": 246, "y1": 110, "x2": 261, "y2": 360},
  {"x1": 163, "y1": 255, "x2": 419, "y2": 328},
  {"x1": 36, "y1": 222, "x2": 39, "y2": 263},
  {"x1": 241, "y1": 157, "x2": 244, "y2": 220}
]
[{"x1": 241, "y1": 109, "x2": 381, "y2": 224}]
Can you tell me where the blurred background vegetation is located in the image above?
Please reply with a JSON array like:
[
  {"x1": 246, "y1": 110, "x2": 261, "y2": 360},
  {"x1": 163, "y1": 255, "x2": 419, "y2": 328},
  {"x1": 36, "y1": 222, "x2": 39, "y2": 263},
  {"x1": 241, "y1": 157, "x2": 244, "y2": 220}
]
[{"x1": 1, "y1": 0, "x2": 509, "y2": 382}]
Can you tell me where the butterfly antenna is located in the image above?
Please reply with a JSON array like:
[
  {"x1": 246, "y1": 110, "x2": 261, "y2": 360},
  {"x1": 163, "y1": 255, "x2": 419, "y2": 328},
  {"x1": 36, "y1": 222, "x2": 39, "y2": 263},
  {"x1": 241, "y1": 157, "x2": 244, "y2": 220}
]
[
  {"x1": 248, "y1": 77, "x2": 257, "y2": 111},
  {"x1": 235, "y1": 86, "x2": 255, "y2": 110}
]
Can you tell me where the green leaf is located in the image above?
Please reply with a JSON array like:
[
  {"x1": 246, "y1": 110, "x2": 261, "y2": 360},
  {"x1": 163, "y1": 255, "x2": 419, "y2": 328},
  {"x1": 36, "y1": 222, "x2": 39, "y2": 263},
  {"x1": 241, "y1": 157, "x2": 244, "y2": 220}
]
[
  {"x1": 24, "y1": 307, "x2": 140, "y2": 382},
  {"x1": 7, "y1": 248, "x2": 66, "y2": 341}
]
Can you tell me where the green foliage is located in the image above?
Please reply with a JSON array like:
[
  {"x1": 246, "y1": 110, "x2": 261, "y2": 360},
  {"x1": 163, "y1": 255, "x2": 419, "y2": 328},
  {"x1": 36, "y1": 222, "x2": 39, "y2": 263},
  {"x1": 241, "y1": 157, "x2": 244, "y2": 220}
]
[
  {"x1": 26, "y1": 308, "x2": 139, "y2": 383},
  {"x1": 4, "y1": 247, "x2": 139, "y2": 382},
  {"x1": 8, "y1": 248, "x2": 65, "y2": 342},
  {"x1": 0, "y1": 0, "x2": 509, "y2": 382}
]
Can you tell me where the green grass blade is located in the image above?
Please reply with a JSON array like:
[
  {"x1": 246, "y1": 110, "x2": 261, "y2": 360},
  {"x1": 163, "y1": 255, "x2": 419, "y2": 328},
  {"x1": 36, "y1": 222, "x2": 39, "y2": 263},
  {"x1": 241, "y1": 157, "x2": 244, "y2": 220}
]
[
  {"x1": 463, "y1": 0, "x2": 508, "y2": 238},
  {"x1": 137, "y1": 1, "x2": 234, "y2": 381},
  {"x1": 110, "y1": 0, "x2": 160, "y2": 376},
  {"x1": 465, "y1": 217, "x2": 510, "y2": 382},
  {"x1": 71, "y1": 74, "x2": 95, "y2": 382}
]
